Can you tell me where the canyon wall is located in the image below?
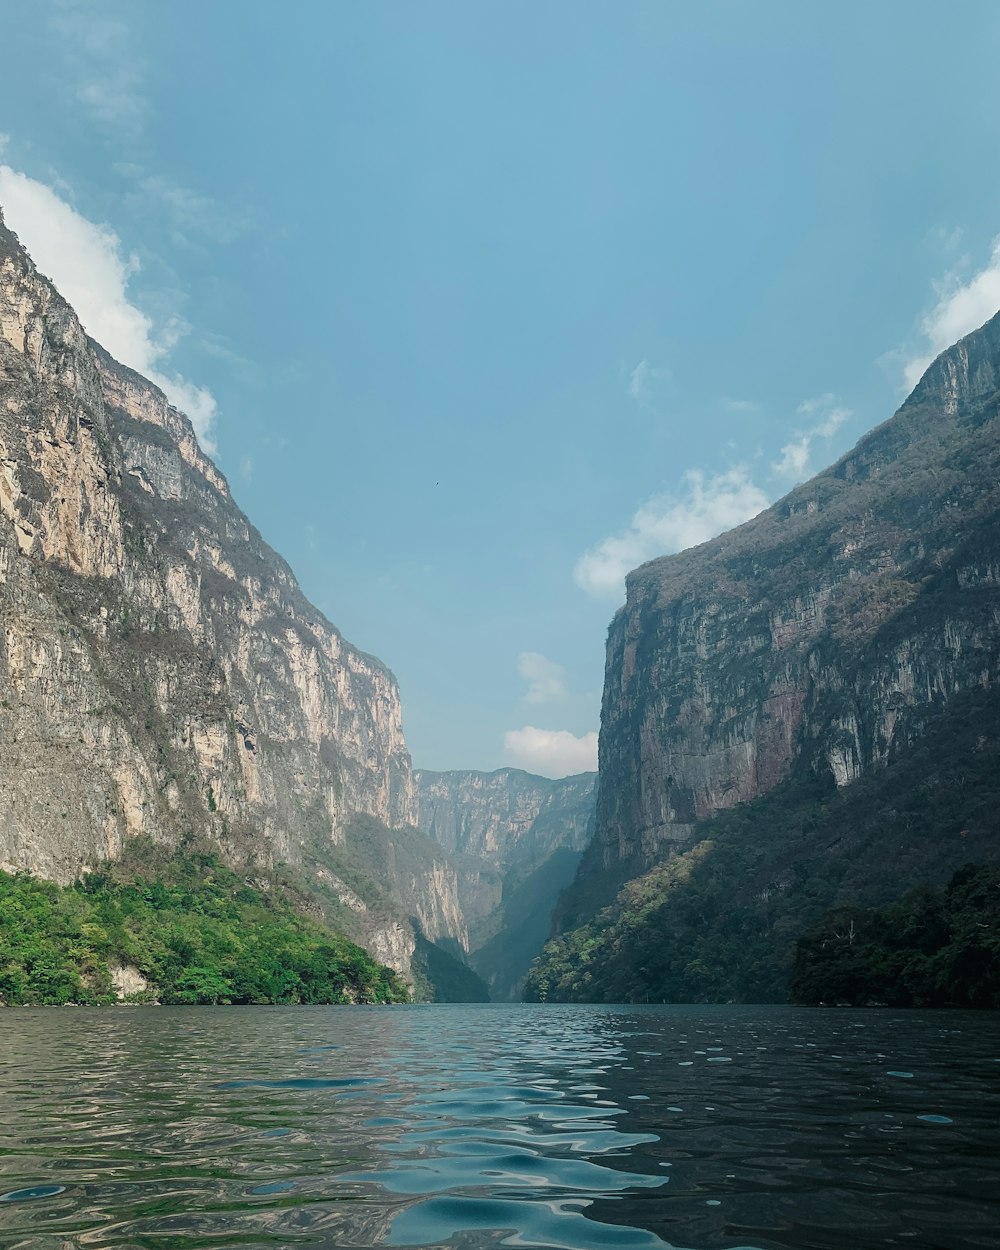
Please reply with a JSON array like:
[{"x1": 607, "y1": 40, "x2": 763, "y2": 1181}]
[
  {"x1": 416, "y1": 768, "x2": 596, "y2": 997},
  {"x1": 568, "y1": 312, "x2": 1000, "y2": 918},
  {"x1": 0, "y1": 207, "x2": 465, "y2": 976},
  {"x1": 416, "y1": 767, "x2": 595, "y2": 871}
]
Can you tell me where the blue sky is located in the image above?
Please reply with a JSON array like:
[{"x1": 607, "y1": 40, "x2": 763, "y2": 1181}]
[{"x1": 3, "y1": 2, "x2": 1000, "y2": 775}]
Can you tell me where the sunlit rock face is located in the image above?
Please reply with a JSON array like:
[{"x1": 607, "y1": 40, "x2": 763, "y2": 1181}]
[
  {"x1": 574, "y1": 312, "x2": 1000, "y2": 914},
  {"x1": 0, "y1": 210, "x2": 426, "y2": 913}
]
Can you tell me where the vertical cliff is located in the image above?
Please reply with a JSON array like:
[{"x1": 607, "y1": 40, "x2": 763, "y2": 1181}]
[
  {"x1": 0, "y1": 206, "x2": 466, "y2": 978},
  {"x1": 563, "y1": 312, "x2": 1000, "y2": 923}
]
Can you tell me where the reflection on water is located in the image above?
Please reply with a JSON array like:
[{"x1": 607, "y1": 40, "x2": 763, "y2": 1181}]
[{"x1": 0, "y1": 1004, "x2": 997, "y2": 1249}]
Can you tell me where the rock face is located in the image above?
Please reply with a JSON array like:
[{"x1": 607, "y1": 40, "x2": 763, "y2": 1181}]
[
  {"x1": 0, "y1": 208, "x2": 464, "y2": 977},
  {"x1": 570, "y1": 311, "x2": 1000, "y2": 917},
  {"x1": 416, "y1": 768, "x2": 596, "y2": 871},
  {"x1": 416, "y1": 768, "x2": 596, "y2": 997}
]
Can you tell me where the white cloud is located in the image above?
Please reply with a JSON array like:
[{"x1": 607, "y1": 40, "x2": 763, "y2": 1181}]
[
  {"x1": 517, "y1": 651, "x2": 567, "y2": 705},
  {"x1": 902, "y1": 236, "x2": 1000, "y2": 391},
  {"x1": 574, "y1": 467, "x2": 769, "y2": 599},
  {"x1": 772, "y1": 436, "x2": 811, "y2": 479},
  {"x1": 771, "y1": 394, "x2": 851, "y2": 481},
  {"x1": 503, "y1": 726, "x2": 598, "y2": 778},
  {"x1": 0, "y1": 166, "x2": 217, "y2": 449}
]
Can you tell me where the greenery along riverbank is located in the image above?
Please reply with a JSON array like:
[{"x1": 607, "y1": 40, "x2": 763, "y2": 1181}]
[
  {"x1": 790, "y1": 864, "x2": 1000, "y2": 1007},
  {"x1": 0, "y1": 844, "x2": 409, "y2": 1006}
]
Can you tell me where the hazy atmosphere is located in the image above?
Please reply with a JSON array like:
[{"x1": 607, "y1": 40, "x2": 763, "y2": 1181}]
[{"x1": 3, "y1": 1, "x2": 1000, "y2": 773}]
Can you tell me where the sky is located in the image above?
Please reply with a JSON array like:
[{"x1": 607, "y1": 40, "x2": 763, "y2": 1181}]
[{"x1": 2, "y1": 2, "x2": 1000, "y2": 776}]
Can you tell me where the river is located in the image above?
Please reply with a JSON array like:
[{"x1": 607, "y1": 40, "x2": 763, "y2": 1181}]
[{"x1": 0, "y1": 1004, "x2": 996, "y2": 1249}]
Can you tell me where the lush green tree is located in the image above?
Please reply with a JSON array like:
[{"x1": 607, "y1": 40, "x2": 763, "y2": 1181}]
[
  {"x1": 790, "y1": 865, "x2": 1000, "y2": 1007},
  {"x1": 0, "y1": 849, "x2": 409, "y2": 1007}
]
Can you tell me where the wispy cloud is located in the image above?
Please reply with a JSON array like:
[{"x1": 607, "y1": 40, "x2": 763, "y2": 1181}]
[
  {"x1": 0, "y1": 165, "x2": 218, "y2": 449},
  {"x1": 121, "y1": 172, "x2": 251, "y2": 248},
  {"x1": 503, "y1": 726, "x2": 598, "y2": 778},
  {"x1": 49, "y1": 2, "x2": 146, "y2": 135},
  {"x1": 627, "y1": 358, "x2": 668, "y2": 406},
  {"x1": 574, "y1": 467, "x2": 769, "y2": 599},
  {"x1": 771, "y1": 393, "x2": 851, "y2": 482},
  {"x1": 517, "y1": 652, "x2": 568, "y2": 705},
  {"x1": 924, "y1": 224, "x2": 965, "y2": 254},
  {"x1": 78, "y1": 77, "x2": 145, "y2": 130},
  {"x1": 48, "y1": 2, "x2": 239, "y2": 254},
  {"x1": 900, "y1": 235, "x2": 1000, "y2": 390},
  {"x1": 798, "y1": 394, "x2": 850, "y2": 438}
]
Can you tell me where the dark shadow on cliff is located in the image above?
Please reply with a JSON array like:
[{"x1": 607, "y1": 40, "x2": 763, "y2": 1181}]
[{"x1": 526, "y1": 685, "x2": 1000, "y2": 1003}]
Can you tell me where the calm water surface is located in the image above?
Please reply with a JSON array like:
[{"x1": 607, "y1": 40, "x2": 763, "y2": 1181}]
[{"x1": 0, "y1": 1004, "x2": 997, "y2": 1250}]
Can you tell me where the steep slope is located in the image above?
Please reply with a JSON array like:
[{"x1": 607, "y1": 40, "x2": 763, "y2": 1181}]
[
  {"x1": 0, "y1": 207, "x2": 463, "y2": 980},
  {"x1": 562, "y1": 312, "x2": 1000, "y2": 925},
  {"x1": 416, "y1": 768, "x2": 596, "y2": 998},
  {"x1": 526, "y1": 685, "x2": 1000, "y2": 1003},
  {"x1": 0, "y1": 842, "x2": 411, "y2": 1006},
  {"x1": 534, "y1": 313, "x2": 1000, "y2": 1002}
]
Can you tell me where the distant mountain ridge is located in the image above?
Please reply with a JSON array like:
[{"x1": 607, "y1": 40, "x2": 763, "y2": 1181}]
[{"x1": 416, "y1": 767, "x2": 595, "y2": 868}]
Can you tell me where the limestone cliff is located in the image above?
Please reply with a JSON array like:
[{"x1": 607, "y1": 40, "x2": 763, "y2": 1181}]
[
  {"x1": 0, "y1": 207, "x2": 464, "y2": 978},
  {"x1": 416, "y1": 768, "x2": 596, "y2": 997},
  {"x1": 570, "y1": 310, "x2": 1000, "y2": 918}
]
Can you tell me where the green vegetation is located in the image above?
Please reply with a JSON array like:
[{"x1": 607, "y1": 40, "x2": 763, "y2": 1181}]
[
  {"x1": 523, "y1": 842, "x2": 721, "y2": 1003},
  {"x1": 0, "y1": 844, "x2": 409, "y2": 1006},
  {"x1": 525, "y1": 688, "x2": 1000, "y2": 1004},
  {"x1": 790, "y1": 865, "x2": 1000, "y2": 1007}
]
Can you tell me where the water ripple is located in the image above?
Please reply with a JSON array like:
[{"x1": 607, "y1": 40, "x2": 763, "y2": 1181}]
[{"x1": 0, "y1": 1005, "x2": 997, "y2": 1249}]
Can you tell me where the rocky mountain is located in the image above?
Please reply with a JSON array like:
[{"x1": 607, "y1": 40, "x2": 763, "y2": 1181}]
[
  {"x1": 416, "y1": 768, "x2": 596, "y2": 998},
  {"x1": 0, "y1": 206, "x2": 466, "y2": 984},
  {"x1": 533, "y1": 311, "x2": 1000, "y2": 1001}
]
